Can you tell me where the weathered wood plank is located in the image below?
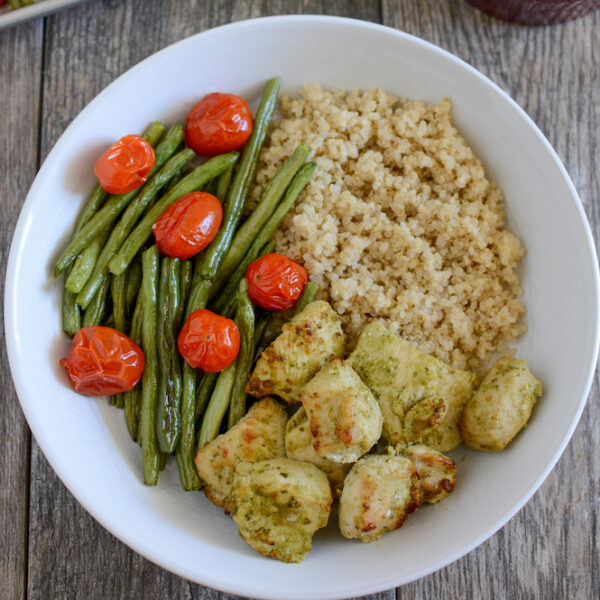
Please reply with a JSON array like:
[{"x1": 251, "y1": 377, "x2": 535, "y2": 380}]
[
  {"x1": 0, "y1": 17, "x2": 44, "y2": 600},
  {"x1": 382, "y1": 2, "x2": 600, "y2": 599},
  {"x1": 26, "y1": 1, "x2": 385, "y2": 599}
]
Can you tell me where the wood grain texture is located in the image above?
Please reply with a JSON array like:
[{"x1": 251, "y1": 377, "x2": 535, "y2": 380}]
[
  {"x1": 0, "y1": 0, "x2": 597, "y2": 599},
  {"x1": 0, "y1": 17, "x2": 43, "y2": 600}
]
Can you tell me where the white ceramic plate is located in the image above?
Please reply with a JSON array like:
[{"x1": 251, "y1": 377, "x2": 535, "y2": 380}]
[{"x1": 5, "y1": 15, "x2": 599, "y2": 599}]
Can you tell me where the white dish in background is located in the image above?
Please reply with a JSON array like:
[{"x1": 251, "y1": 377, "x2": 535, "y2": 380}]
[
  {"x1": 4, "y1": 15, "x2": 599, "y2": 600},
  {"x1": 0, "y1": 0, "x2": 92, "y2": 31}
]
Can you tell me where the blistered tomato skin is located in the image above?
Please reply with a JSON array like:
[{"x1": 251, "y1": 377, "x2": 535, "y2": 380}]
[
  {"x1": 185, "y1": 93, "x2": 253, "y2": 157},
  {"x1": 94, "y1": 134, "x2": 155, "y2": 195},
  {"x1": 178, "y1": 309, "x2": 240, "y2": 372},
  {"x1": 152, "y1": 192, "x2": 223, "y2": 260},
  {"x1": 60, "y1": 326, "x2": 145, "y2": 396},
  {"x1": 246, "y1": 253, "x2": 308, "y2": 311}
]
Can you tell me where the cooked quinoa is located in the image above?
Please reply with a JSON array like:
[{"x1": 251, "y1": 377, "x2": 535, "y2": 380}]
[{"x1": 250, "y1": 85, "x2": 526, "y2": 371}]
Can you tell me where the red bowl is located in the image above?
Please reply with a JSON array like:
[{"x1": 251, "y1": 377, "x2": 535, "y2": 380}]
[{"x1": 465, "y1": 0, "x2": 599, "y2": 25}]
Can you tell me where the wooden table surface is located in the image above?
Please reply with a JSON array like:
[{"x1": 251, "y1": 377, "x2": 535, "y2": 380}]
[{"x1": 1, "y1": 1, "x2": 598, "y2": 598}]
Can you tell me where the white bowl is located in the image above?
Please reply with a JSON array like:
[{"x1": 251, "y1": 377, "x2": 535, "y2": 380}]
[{"x1": 5, "y1": 15, "x2": 599, "y2": 599}]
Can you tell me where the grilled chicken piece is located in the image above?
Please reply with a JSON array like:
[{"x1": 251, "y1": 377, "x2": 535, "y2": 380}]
[
  {"x1": 229, "y1": 457, "x2": 332, "y2": 563},
  {"x1": 403, "y1": 396, "x2": 447, "y2": 444},
  {"x1": 459, "y1": 356, "x2": 542, "y2": 452},
  {"x1": 285, "y1": 406, "x2": 351, "y2": 493},
  {"x1": 194, "y1": 397, "x2": 287, "y2": 510},
  {"x1": 401, "y1": 443, "x2": 456, "y2": 504},
  {"x1": 301, "y1": 358, "x2": 382, "y2": 463},
  {"x1": 246, "y1": 301, "x2": 345, "y2": 405},
  {"x1": 349, "y1": 320, "x2": 477, "y2": 451},
  {"x1": 338, "y1": 454, "x2": 420, "y2": 542}
]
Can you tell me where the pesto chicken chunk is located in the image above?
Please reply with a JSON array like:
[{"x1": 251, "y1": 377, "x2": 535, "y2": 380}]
[
  {"x1": 403, "y1": 396, "x2": 448, "y2": 445},
  {"x1": 246, "y1": 301, "x2": 345, "y2": 404},
  {"x1": 285, "y1": 406, "x2": 351, "y2": 493},
  {"x1": 339, "y1": 455, "x2": 420, "y2": 542},
  {"x1": 301, "y1": 358, "x2": 383, "y2": 463},
  {"x1": 459, "y1": 356, "x2": 542, "y2": 452},
  {"x1": 349, "y1": 321, "x2": 477, "y2": 451},
  {"x1": 229, "y1": 457, "x2": 333, "y2": 563},
  {"x1": 401, "y1": 444, "x2": 457, "y2": 504},
  {"x1": 194, "y1": 397, "x2": 287, "y2": 510}
]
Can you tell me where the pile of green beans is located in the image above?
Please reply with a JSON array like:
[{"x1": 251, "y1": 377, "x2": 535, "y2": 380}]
[{"x1": 55, "y1": 77, "x2": 319, "y2": 490}]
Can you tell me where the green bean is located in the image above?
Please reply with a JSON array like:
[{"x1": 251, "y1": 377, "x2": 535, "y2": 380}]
[
  {"x1": 197, "y1": 359, "x2": 237, "y2": 449},
  {"x1": 176, "y1": 260, "x2": 193, "y2": 329},
  {"x1": 76, "y1": 146, "x2": 195, "y2": 308},
  {"x1": 156, "y1": 257, "x2": 182, "y2": 454},
  {"x1": 175, "y1": 279, "x2": 212, "y2": 491},
  {"x1": 125, "y1": 260, "x2": 142, "y2": 313},
  {"x1": 81, "y1": 276, "x2": 110, "y2": 327},
  {"x1": 253, "y1": 311, "x2": 270, "y2": 352},
  {"x1": 261, "y1": 239, "x2": 277, "y2": 256},
  {"x1": 123, "y1": 289, "x2": 144, "y2": 443},
  {"x1": 176, "y1": 361, "x2": 203, "y2": 490},
  {"x1": 214, "y1": 162, "x2": 315, "y2": 317},
  {"x1": 174, "y1": 275, "x2": 212, "y2": 490},
  {"x1": 61, "y1": 182, "x2": 109, "y2": 335},
  {"x1": 194, "y1": 371, "x2": 219, "y2": 422},
  {"x1": 216, "y1": 164, "x2": 235, "y2": 205},
  {"x1": 292, "y1": 280, "x2": 319, "y2": 314},
  {"x1": 159, "y1": 451, "x2": 167, "y2": 471},
  {"x1": 250, "y1": 311, "x2": 271, "y2": 366},
  {"x1": 203, "y1": 177, "x2": 219, "y2": 198},
  {"x1": 65, "y1": 229, "x2": 109, "y2": 294},
  {"x1": 140, "y1": 246, "x2": 161, "y2": 485},
  {"x1": 175, "y1": 267, "x2": 211, "y2": 490},
  {"x1": 188, "y1": 247, "x2": 208, "y2": 294},
  {"x1": 164, "y1": 168, "x2": 184, "y2": 194},
  {"x1": 213, "y1": 239, "x2": 275, "y2": 318},
  {"x1": 73, "y1": 185, "x2": 109, "y2": 236},
  {"x1": 62, "y1": 292, "x2": 81, "y2": 337},
  {"x1": 198, "y1": 77, "x2": 280, "y2": 281},
  {"x1": 184, "y1": 276, "x2": 212, "y2": 320},
  {"x1": 212, "y1": 143, "x2": 310, "y2": 297},
  {"x1": 228, "y1": 280, "x2": 255, "y2": 429},
  {"x1": 54, "y1": 122, "x2": 178, "y2": 276},
  {"x1": 110, "y1": 270, "x2": 128, "y2": 333},
  {"x1": 109, "y1": 151, "x2": 240, "y2": 277}
]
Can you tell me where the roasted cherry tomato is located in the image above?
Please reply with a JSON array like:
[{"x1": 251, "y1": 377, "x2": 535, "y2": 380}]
[
  {"x1": 152, "y1": 191, "x2": 223, "y2": 260},
  {"x1": 178, "y1": 309, "x2": 240, "y2": 372},
  {"x1": 185, "y1": 92, "x2": 253, "y2": 156},
  {"x1": 94, "y1": 134, "x2": 155, "y2": 195},
  {"x1": 60, "y1": 326, "x2": 145, "y2": 396},
  {"x1": 246, "y1": 253, "x2": 308, "y2": 311}
]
